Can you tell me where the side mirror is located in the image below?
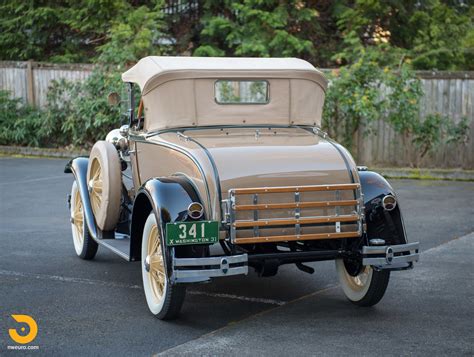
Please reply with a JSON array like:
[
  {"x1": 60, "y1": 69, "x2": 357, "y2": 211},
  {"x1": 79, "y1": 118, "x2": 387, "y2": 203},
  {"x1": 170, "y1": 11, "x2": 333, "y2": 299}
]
[{"x1": 107, "y1": 92, "x2": 121, "y2": 106}]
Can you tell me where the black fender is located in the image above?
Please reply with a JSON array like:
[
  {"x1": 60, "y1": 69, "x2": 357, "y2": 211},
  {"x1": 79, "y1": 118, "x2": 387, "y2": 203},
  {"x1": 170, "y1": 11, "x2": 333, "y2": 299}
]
[
  {"x1": 130, "y1": 176, "x2": 207, "y2": 262},
  {"x1": 359, "y1": 171, "x2": 408, "y2": 245},
  {"x1": 64, "y1": 157, "x2": 101, "y2": 241}
]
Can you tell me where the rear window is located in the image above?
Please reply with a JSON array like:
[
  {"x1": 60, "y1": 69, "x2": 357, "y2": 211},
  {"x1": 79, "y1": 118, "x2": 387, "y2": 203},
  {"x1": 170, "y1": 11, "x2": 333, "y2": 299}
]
[{"x1": 215, "y1": 80, "x2": 269, "y2": 104}]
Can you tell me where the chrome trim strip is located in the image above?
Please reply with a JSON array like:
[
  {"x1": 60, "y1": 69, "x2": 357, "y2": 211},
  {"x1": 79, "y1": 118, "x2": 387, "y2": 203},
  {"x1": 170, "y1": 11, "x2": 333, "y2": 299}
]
[
  {"x1": 362, "y1": 242, "x2": 419, "y2": 255},
  {"x1": 177, "y1": 132, "x2": 224, "y2": 228},
  {"x1": 145, "y1": 124, "x2": 311, "y2": 139},
  {"x1": 362, "y1": 242, "x2": 420, "y2": 269},
  {"x1": 174, "y1": 254, "x2": 248, "y2": 267},
  {"x1": 174, "y1": 266, "x2": 248, "y2": 281},
  {"x1": 363, "y1": 253, "x2": 419, "y2": 266},
  {"x1": 172, "y1": 254, "x2": 248, "y2": 283}
]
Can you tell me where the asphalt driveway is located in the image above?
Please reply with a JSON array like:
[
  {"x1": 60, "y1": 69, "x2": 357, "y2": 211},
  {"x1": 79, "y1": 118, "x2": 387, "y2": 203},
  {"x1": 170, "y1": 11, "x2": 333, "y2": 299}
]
[{"x1": 0, "y1": 157, "x2": 473, "y2": 356}]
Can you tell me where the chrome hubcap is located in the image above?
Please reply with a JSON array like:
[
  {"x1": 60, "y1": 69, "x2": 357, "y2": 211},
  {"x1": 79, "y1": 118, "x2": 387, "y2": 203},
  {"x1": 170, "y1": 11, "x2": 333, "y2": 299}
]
[{"x1": 144, "y1": 255, "x2": 151, "y2": 272}]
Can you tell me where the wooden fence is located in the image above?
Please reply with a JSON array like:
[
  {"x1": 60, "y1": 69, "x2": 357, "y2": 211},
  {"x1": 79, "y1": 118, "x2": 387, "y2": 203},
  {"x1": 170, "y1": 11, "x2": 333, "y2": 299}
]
[
  {"x1": 0, "y1": 61, "x2": 473, "y2": 168},
  {"x1": 356, "y1": 71, "x2": 473, "y2": 169},
  {"x1": 0, "y1": 61, "x2": 93, "y2": 108}
]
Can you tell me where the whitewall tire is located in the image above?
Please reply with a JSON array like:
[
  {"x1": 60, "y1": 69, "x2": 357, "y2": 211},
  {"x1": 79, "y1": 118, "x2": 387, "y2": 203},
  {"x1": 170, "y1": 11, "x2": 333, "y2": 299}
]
[
  {"x1": 70, "y1": 181, "x2": 98, "y2": 260},
  {"x1": 336, "y1": 259, "x2": 390, "y2": 306},
  {"x1": 141, "y1": 212, "x2": 186, "y2": 320}
]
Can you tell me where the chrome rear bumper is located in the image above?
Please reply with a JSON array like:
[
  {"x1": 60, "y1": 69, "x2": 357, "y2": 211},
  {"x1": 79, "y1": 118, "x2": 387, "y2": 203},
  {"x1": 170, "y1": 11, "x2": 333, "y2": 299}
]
[
  {"x1": 171, "y1": 254, "x2": 248, "y2": 283},
  {"x1": 362, "y1": 242, "x2": 420, "y2": 270}
]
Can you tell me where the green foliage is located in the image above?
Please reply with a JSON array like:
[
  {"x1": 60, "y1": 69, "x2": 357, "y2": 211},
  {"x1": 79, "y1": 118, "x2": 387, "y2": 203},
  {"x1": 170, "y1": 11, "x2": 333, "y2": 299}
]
[
  {"x1": 0, "y1": 0, "x2": 165, "y2": 148},
  {"x1": 334, "y1": 0, "x2": 474, "y2": 70},
  {"x1": 322, "y1": 53, "x2": 387, "y2": 149},
  {"x1": 0, "y1": 0, "x2": 165, "y2": 63},
  {"x1": 1, "y1": 0, "x2": 472, "y2": 70},
  {"x1": 194, "y1": 1, "x2": 318, "y2": 59},
  {"x1": 412, "y1": 115, "x2": 470, "y2": 162},
  {"x1": 323, "y1": 55, "x2": 469, "y2": 166},
  {"x1": 97, "y1": 1, "x2": 167, "y2": 67},
  {"x1": 0, "y1": 70, "x2": 125, "y2": 148},
  {"x1": 0, "y1": 0, "x2": 471, "y2": 161},
  {"x1": 48, "y1": 71, "x2": 124, "y2": 147},
  {"x1": 0, "y1": 91, "x2": 46, "y2": 147}
]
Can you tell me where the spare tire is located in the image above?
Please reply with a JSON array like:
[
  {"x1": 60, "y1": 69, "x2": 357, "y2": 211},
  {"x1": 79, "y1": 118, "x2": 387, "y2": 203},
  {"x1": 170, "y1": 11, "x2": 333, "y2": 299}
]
[{"x1": 87, "y1": 141, "x2": 122, "y2": 231}]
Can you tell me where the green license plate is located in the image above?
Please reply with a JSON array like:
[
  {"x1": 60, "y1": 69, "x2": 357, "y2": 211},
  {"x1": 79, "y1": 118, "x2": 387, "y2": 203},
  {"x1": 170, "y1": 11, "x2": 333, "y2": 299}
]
[{"x1": 166, "y1": 221, "x2": 219, "y2": 246}]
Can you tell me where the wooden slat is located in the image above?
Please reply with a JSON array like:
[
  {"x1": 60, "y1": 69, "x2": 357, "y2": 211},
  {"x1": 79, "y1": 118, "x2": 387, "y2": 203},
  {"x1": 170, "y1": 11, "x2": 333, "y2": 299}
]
[
  {"x1": 233, "y1": 214, "x2": 359, "y2": 228},
  {"x1": 231, "y1": 183, "x2": 360, "y2": 195},
  {"x1": 234, "y1": 231, "x2": 361, "y2": 244},
  {"x1": 235, "y1": 199, "x2": 358, "y2": 211}
]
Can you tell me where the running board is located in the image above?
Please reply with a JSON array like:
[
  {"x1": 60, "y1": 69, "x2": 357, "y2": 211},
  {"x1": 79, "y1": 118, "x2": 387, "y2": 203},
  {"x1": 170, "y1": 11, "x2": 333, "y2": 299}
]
[{"x1": 97, "y1": 233, "x2": 131, "y2": 261}]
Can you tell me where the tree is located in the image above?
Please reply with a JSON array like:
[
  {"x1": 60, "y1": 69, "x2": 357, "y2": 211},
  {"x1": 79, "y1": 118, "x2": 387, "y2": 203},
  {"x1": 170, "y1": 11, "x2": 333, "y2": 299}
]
[
  {"x1": 334, "y1": 0, "x2": 474, "y2": 70},
  {"x1": 194, "y1": 0, "x2": 318, "y2": 60},
  {"x1": 0, "y1": 0, "x2": 166, "y2": 63}
]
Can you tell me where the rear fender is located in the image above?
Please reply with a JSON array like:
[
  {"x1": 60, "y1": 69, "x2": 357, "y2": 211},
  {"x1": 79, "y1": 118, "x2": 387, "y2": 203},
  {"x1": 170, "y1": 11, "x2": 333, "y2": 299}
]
[
  {"x1": 130, "y1": 176, "x2": 206, "y2": 262},
  {"x1": 359, "y1": 171, "x2": 408, "y2": 245}
]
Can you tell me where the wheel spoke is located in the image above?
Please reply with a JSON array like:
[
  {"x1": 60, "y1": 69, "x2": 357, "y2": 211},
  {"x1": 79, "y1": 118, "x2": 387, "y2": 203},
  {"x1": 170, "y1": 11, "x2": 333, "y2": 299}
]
[
  {"x1": 147, "y1": 223, "x2": 167, "y2": 301},
  {"x1": 92, "y1": 162, "x2": 101, "y2": 181},
  {"x1": 149, "y1": 254, "x2": 164, "y2": 274}
]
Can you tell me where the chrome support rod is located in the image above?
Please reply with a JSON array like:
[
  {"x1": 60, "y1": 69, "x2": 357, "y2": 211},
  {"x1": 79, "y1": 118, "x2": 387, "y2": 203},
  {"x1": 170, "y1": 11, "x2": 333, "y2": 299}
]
[
  {"x1": 253, "y1": 194, "x2": 259, "y2": 237},
  {"x1": 335, "y1": 190, "x2": 341, "y2": 233},
  {"x1": 295, "y1": 192, "x2": 301, "y2": 236}
]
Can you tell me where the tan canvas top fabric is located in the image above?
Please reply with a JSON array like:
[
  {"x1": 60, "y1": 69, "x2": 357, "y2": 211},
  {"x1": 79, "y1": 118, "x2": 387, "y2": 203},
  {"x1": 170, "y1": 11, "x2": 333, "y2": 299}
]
[
  {"x1": 122, "y1": 56, "x2": 327, "y2": 94},
  {"x1": 121, "y1": 56, "x2": 328, "y2": 131}
]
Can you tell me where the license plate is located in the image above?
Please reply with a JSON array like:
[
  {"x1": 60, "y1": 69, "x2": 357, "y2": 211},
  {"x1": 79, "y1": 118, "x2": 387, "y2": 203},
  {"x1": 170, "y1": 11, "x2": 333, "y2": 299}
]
[{"x1": 166, "y1": 221, "x2": 219, "y2": 246}]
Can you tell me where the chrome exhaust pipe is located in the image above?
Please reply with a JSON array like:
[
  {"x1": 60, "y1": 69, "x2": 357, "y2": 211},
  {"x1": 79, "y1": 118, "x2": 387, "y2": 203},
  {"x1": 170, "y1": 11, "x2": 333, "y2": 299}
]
[{"x1": 382, "y1": 195, "x2": 397, "y2": 211}]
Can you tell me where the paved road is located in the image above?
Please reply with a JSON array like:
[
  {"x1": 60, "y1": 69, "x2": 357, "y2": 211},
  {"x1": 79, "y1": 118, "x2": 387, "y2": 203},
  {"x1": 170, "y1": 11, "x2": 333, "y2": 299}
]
[{"x1": 0, "y1": 157, "x2": 473, "y2": 356}]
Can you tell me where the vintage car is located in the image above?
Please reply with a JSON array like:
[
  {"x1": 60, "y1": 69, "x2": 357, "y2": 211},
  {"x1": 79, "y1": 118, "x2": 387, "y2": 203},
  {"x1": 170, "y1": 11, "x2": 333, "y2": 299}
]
[{"x1": 65, "y1": 56, "x2": 419, "y2": 319}]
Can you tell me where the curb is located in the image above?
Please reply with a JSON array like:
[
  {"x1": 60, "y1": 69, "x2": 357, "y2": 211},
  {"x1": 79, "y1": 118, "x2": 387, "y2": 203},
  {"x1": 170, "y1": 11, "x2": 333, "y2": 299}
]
[
  {"x1": 0, "y1": 145, "x2": 87, "y2": 159},
  {"x1": 374, "y1": 167, "x2": 474, "y2": 182}
]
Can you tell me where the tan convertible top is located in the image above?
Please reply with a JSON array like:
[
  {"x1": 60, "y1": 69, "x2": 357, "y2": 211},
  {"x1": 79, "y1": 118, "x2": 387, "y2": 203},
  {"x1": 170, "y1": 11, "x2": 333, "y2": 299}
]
[
  {"x1": 122, "y1": 56, "x2": 328, "y2": 131},
  {"x1": 122, "y1": 56, "x2": 327, "y2": 94}
]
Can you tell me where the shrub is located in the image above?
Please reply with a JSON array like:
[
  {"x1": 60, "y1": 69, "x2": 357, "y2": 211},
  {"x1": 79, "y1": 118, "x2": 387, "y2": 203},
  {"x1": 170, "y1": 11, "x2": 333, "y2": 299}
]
[
  {"x1": 49, "y1": 70, "x2": 124, "y2": 148},
  {"x1": 322, "y1": 54, "x2": 469, "y2": 166},
  {"x1": 0, "y1": 91, "x2": 45, "y2": 147}
]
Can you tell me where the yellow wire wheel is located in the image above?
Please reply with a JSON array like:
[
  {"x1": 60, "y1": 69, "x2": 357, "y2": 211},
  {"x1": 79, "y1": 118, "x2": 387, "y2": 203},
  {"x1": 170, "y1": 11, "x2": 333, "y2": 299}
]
[
  {"x1": 87, "y1": 141, "x2": 122, "y2": 231},
  {"x1": 70, "y1": 181, "x2": 85, "y2": 255},
  {"x1": 70, "y1": 181, "x2": 98, "y2": 260},
  {"x1": 143, "y1": 218, "x2": 167, "y2": 310},
  {"x1": 141, "y1": 212, "x2": 187, "y2": 319}
]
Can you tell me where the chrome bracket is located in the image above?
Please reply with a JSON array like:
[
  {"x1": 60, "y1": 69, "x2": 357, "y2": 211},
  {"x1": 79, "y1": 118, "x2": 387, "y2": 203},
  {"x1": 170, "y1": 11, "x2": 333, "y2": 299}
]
[
  {"x1": 295, "y1": 192, "x2": 301, "y2": 236},
  {"x1": 229, "y1": 191, "x2": 236, "y2": 242},
  {"x1": 253, "y1": 194, "x2": 259, "y2": 237}
]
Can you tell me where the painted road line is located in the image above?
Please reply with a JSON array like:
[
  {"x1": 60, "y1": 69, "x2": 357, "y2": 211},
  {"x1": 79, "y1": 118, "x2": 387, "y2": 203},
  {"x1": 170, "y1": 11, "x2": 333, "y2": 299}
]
[{"x1": 0, "y1": 269, "x2": 285, "y2": 306}]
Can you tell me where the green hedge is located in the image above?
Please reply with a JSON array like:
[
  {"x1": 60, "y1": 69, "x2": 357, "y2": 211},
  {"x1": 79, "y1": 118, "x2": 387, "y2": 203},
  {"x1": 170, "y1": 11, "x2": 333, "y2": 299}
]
[{"x1": 0, "y1": 60, "x2": 468, "y2": 168}]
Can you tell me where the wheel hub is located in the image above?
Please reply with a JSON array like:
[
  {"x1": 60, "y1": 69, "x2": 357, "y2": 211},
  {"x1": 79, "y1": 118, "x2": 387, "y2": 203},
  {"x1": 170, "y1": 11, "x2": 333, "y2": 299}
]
[
  {"x1": 144, "y1": 255, "x2": 151, "y2": 272},
  {"x1": 88, "y1": 179, "x2": 94, "y2": 193}
]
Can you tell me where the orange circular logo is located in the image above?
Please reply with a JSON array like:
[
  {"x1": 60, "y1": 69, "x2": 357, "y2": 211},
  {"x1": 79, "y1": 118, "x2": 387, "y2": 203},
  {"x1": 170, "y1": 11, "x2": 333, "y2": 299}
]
[{"x1": 9, "y1": 315, "x2": 38, "y2": 344}]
